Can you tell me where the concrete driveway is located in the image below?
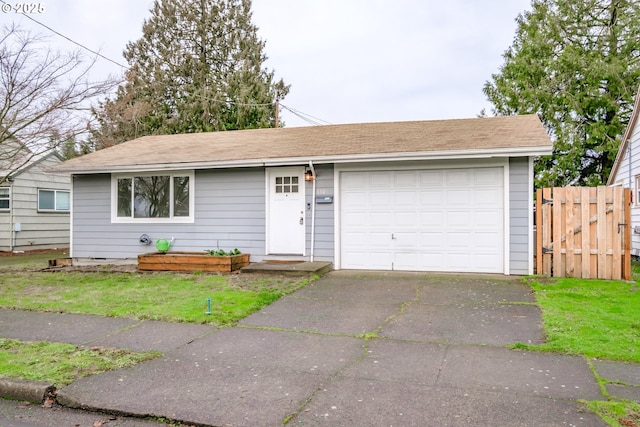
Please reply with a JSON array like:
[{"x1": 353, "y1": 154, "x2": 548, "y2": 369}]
[{"x1": 46, "y1": 271, "x2": 607, "y2": 426}]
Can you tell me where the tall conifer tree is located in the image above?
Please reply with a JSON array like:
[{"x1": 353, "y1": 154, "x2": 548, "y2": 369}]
[
  {"x1": 93, "y1": 0, "x2": 288, "y2": 147},
  {"x1": 484, "y1": 0, "x2": 640, "y2": 186}
]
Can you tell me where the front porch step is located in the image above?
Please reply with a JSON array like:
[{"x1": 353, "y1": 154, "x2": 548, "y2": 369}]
[{"x1": 240, "y1": 261, "x2": 332, "y2": 277}]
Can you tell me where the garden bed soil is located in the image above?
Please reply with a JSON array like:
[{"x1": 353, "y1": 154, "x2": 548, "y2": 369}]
[{"x1": 138, "y1": 252, "x2": 250, "y2": 273}]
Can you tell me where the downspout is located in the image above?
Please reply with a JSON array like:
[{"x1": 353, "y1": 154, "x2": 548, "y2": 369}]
[
  {"x1": 309, "y1": 161, "x2": 317, "y2": 262},
  {"x1": 8, "y1": 180, "x2": 13, "y2": 251}
]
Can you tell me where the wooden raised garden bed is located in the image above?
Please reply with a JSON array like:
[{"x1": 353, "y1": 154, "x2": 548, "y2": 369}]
[{"x1": 138, "y1": 252, "x2": 250, "y2": 272}]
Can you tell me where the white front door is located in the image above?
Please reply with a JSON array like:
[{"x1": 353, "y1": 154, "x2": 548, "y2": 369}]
[{"x1": 266, "y1": 167, "x2": 306, "y2": 255}]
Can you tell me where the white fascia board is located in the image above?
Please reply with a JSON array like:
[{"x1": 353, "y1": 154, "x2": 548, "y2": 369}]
[{"x1": 63, "y1": 146, "x2": 552, "y2": 174}]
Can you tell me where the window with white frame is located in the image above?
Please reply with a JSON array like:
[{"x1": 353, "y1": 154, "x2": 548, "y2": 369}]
[
  {"x1": 112, "y1": 172, "x2": 194, "y2": 222},
  {"x1": 0, "y1": 187, "x2": 9, "y2": 210},
  {"x1": 38, "y1": 189, "x2": 70, "y2": 212},
  {"x1": 636, "y1": 175, "x2": 640, "y2": 206}
]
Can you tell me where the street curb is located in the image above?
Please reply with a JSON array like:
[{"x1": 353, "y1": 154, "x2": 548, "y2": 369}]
[{"x1": 0, "y1": 378, "x2": 56, "y2": 403}]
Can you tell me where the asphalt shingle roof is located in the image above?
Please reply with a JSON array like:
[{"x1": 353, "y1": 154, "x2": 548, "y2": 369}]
[{"x1": 57, "y1": 114, "x2": 552, "y2": 172}]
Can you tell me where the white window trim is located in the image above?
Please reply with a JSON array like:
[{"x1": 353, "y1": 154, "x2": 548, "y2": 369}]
[
  {"x1": 635, "y1": 175, "x2": 640, "y2": 206},
  {"x1": 0, "y1": 187, "x2": 9, "y2": 211},
  {"x1": 37, "y1": 188, "x2": 70, "y2": 213},
  {"x1": 111, "y1": 171, "x2": 195, "y2": 224}
]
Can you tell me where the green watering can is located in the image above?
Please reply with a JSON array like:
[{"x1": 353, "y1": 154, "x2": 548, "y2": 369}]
[{"x1": 156, "y1": 239, "x2": 171, "y2": 253}]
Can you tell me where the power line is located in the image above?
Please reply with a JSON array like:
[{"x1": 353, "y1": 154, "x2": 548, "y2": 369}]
[
  {"x1": 2, "y1": 2, "x2": 331, "y2": 124},
  {"x1": 0, "y1": 0, "x2": 129, "y2": 69},
  {"x1": 280, "y1": 103, "x2": 332, "y2": 126}
]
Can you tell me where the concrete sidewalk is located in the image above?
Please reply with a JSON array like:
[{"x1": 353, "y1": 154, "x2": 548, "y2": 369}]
[{"x1": 1, "y1": 271, "x2": 639, "y2": 426}]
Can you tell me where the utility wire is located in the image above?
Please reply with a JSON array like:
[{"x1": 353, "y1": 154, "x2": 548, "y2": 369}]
[
  {"x1": 1, "y1": 0, "x2": 129, "y2": 69},
  {"x1": 2, "y1": 1, "x2": 331, "y2": 124},
  {"x1": 280, "y1": 103, "x2": 332, "y2": 126}
]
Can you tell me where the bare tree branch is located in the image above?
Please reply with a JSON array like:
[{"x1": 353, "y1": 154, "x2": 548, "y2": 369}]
[{"x1": 0, "y1": 24, "x2": 119, "y2": 184}]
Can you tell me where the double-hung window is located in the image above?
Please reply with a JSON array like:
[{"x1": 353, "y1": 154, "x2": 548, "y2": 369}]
[
  {"x1": 112, "y1": 172, "x2": 194, "y2": 223},
  {"x1": 38, "y1": 189, "x2": 70, "y2": 212},
  {"x1": 0, "y1": 187, "x2": 9, "y2": 210}
]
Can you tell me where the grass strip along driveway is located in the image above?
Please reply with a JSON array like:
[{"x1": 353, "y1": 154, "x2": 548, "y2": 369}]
[
  {"x1": 523, "y1": 275, "x2": 640, "y2": 427},
  {"x1": 0, "y1": 271, "x2": 312, "y2": 325},
  {"x1": 0, "y1": 264, "x2": 314, "y2": 395}
]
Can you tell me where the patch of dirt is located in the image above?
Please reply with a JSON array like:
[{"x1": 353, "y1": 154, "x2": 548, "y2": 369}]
[{"x1": 0, "y1": 249, "x2": 68, "y2": 257}]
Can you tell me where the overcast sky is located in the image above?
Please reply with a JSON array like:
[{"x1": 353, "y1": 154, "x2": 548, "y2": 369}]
[{"x1": 5, "y1": 0, "x2": 533, "y2": 127}]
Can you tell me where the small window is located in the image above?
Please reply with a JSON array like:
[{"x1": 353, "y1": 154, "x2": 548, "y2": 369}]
[
  {"x1": 38, "y1": 189, "x2": 70, "y2": 212},
  {"x1": 0, "y1": 187, "x2": 9, "y2": 210},
  {"x1": 112, "y1": 172, "x2": 194, "y2": 223},
  {"x1": 275, "y1": 176, "x2": 299, "y2": 194},
  {"x1": 636, "y1": 176, "x2": 640, "y2": 206}
]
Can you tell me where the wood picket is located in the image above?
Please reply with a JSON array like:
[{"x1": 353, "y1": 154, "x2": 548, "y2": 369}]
[{"x1": 535, "y1": 186, "x2": 631, "y2": 280}]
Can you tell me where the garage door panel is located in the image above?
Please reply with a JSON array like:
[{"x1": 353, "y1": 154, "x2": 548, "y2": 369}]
[
  {"x1": 369, "y1": 252, "x2": 393, "y2": 268},
  {"x1": 395, "y1": 211, "x2": 418, "y2": 227},
  {"x1": 420, "y1": 211, "x2": 444, "y2": 227},
  {"x1": 395, "y1": 232, "x2": 418, "y2": 248},
  {"x1": 370, "y1": 212, "x2": 392, "y2": 226},
  {"x1": 447, "y1": 211, "x2": 471, "y2": 227},
  {"x1": 370, "y1": 232, "x2": 391, "y2": 246},
  {"x1": 394, "y1": 171, "x2": 417, "y2": 187},
  {"x1": 447, "y1": 232, "x2": 472, "y2": 249},
  {"x1": 420, "y1": 190, "x2": 444, "y2": 205},
  {"x1": 447, "y1": 253, "x2": 471, "y2": 269},
  {"x1": 419, "y1": 170, "x2": 444, "y2": 186},
  {"x1": 475, "y1": 211, "x2": 502, "y2": 227},
  {"x1": 446, "y1": 170, "x2": 472, "y2": 186},
  {"x1": 370, "y1": 172, "x2": 393, "y2": 187},
  {"x1": 342, "y1": 172, "x2": 368, "y2": 188},
  {"x1": 447, "y1": 189, "x2": 472, "y2": 205},
  {"x1": 343, "y1": 231, "x2": 367, "y2": 246},
  {"x1": 420, "y1": 232, "x2": 445, "y2": 248},
  {"x1": 342, "y1": 191, "x2": 368, "y2": 208},
  {"x1": 340, "y1": 168, "x2": 503, "y2": 273},
  {"x1": 370, "y1": 191, "x2": 392, "y2": 208},
  {"x1": 474, "y1": 188, "x2": 502, "y2": 205},
  {"x1": 343, "y1": 212, "x2": 368, "y2": 228},
  {"x1": 395, "y1": 190, "x2": 418, "y2": 206},
  {"x1": 474, "y1": 231, "x2": 502, "y2": 248},
  {"x1": 474, "y1": 168, "x2": 502, "y2": 184}
]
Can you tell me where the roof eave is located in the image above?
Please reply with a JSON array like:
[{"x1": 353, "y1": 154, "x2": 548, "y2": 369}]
[{"x1": 59, "y1": 146, "x2": 553, "y2": 175}]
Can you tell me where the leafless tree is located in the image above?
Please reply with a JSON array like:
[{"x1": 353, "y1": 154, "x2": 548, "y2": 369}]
[{"x1": 0, "y1": 24, "x2": 118, "y2": 184}]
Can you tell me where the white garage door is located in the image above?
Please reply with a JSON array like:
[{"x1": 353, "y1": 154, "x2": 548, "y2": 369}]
[{"x1": 340, "y1": 168, "x2": 504, "y2": 273}]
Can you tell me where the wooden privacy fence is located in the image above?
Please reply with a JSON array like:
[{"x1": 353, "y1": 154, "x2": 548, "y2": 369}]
[{"x1": 535, "y1": 186, "x2": 631, "y2": 280}]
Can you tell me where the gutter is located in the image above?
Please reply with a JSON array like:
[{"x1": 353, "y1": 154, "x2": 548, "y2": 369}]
[
  {"x1": 8, "y1": 180, "x2": 13, "y2": 251},
  {"x1": 57, "y1": 146, "x2": 554, "y2": 175}
]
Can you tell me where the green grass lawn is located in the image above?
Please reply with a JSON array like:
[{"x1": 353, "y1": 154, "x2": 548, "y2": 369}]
[
  {"x1": 524, "y1": 264, "x2": 640, "y2": 427},
  {"x1": 0, "y1": 256, "x2": 314, "y2": 390},
  {"x1": 524, "y1": 277, "x2": 640, "y2": 362},
  {"x1": 0, "y1": 271, "x2": 313, "y2": 325},
  {"x1": 0, "y1": 338, "x2": 160, "y2": 386}
]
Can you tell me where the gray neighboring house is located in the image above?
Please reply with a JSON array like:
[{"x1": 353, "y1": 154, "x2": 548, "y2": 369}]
[
  {"x1": 0, "y1": 146, "x2": 71, "y2": 252},
  {"x1": 56, "y1": 114, "x2": 552, "y2": 275},
  {"x1": 608, "y1": 84, "x2": 640, "y2": 256}
]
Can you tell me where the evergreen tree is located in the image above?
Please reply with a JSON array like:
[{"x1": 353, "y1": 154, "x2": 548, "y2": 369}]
[
  {"x1": 93, "y1": 0, "x2": 289, "y2": 148},
  {"x1": 484, "y1": 0, "x2": 640, "y2": 186}
]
